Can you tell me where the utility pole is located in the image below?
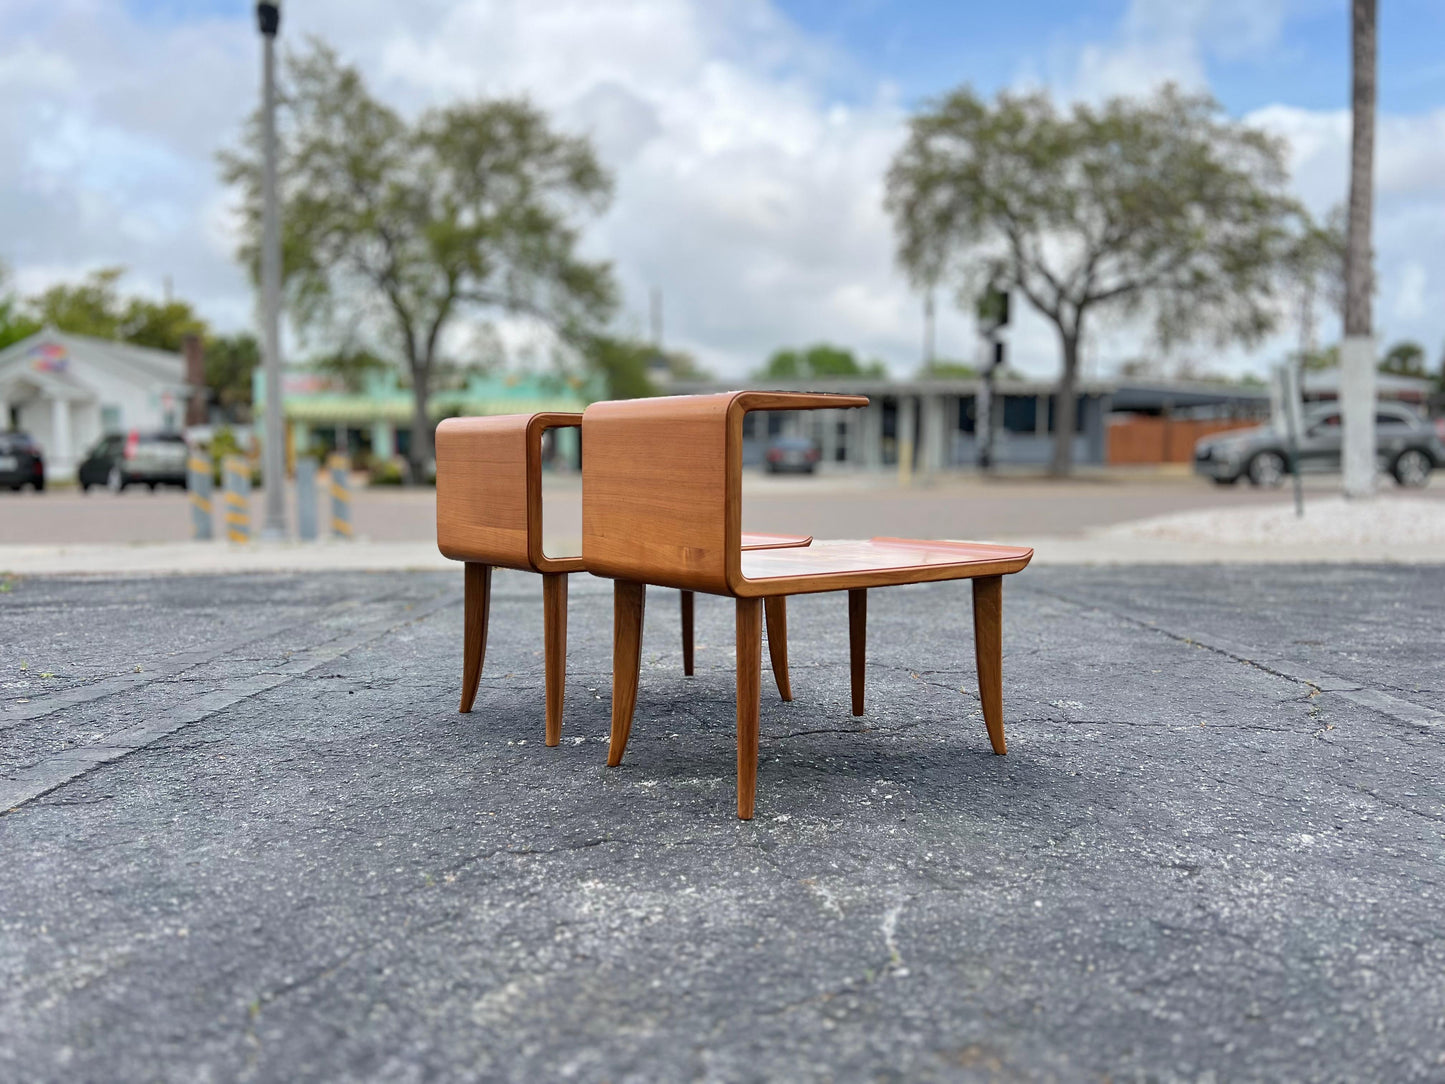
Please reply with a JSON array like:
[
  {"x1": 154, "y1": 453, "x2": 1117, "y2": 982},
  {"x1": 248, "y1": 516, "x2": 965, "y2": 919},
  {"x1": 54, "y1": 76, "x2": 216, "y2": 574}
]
[
  {"x1": 923, "y1": 291, "x2": 935, "y2": 370},
  {"x1": 1341, "y1": 0, "x2": 1377, "y2": 498},
  {"x1": 257, "y1": 1, "x2": 288, "y2": 538}
]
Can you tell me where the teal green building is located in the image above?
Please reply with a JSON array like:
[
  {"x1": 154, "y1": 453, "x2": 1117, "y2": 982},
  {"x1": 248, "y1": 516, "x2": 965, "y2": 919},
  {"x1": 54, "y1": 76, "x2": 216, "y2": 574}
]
[{"x1": 253, "y1": 368, "x2": 593, "y2": 466}]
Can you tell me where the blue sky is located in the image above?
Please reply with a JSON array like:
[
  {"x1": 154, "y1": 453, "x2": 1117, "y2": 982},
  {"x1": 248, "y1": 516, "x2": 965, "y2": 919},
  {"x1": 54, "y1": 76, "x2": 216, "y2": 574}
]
[
  {"x1": 776, "y1": 0, "x2": 1445, "y2": 115},
  {"x1": 7, "y1": 0, "x2": 1445, "y2": 377},
  {"x1": 113, "y1": 0, "x2": 1445, "y2": 114}
]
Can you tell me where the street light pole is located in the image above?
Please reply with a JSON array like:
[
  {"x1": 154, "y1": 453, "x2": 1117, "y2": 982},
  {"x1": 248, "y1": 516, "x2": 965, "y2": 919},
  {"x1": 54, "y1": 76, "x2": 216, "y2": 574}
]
[{"x1": 257, "y1": 2, "x2": 287, "y2": 539}]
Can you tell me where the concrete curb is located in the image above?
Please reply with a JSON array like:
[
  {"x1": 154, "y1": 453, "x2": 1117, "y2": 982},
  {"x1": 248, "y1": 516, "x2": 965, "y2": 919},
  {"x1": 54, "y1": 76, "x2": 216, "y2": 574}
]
[{"x1": 1, "y1": 535, "x2": 1442, "y2": 576}]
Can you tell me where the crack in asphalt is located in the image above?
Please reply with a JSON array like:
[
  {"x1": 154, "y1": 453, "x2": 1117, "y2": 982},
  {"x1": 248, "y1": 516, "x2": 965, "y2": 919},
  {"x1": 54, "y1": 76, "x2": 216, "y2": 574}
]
[
  {"x1": 1, "y1": 590, "x2": 458, "y2": 814},
  {"x1": 0, "y1": 592, "x2": 418, "y2": 730},
  {"x1": 1019, "y1": 585, "x2": 1443, "y2": 736}
]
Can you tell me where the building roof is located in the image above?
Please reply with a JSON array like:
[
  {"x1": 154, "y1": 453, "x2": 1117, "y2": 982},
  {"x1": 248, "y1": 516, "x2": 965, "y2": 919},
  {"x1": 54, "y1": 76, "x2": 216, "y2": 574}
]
[
  {"x1": 669, "y1": 376, "x2": 1118, "y2": 397},
  {"x1": 0, "y1": 329, "x2": 185, "y2": 390},
  {"x1": 669, "y1": 375, "x2": 1269, "y2": 408},
  {"x1": 256, "y1": 368, "x2": 591, "y2": 424}
]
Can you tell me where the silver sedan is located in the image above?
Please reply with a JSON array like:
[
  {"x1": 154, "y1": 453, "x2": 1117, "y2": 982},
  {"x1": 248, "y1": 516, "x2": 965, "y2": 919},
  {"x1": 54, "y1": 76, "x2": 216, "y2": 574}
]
[{"x1": 1194, "y1": 403, "x2": 1444, "y2": 488}]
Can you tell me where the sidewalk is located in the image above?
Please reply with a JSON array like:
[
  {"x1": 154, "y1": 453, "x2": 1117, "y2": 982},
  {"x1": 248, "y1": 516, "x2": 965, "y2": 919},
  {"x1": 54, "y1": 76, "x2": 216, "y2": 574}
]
[{"x1": 4, "y1": 492, "x2": 1443, "y2": 575}]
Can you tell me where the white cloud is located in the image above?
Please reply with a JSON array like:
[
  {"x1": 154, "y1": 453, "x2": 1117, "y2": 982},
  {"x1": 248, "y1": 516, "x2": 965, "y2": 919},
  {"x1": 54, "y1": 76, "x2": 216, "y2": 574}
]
[
  {"x1": 0, "y1": 0, "x2": 1439, "y2": 384},
  {"x1": 1046, "y1": 0, "x2": 1301, "y2": 103},
  {"x1": 0, "y1": 0, "x2": 944, "y2": 376},
  {"x1": 1392, "y1": 262, "x2": 1428, "y2": 322},
  {"x1": 1249, "y1": 103, "x2": 1445, "y2": 351},
  {"x1": 1035, "y1": 1, "x2": 1445, "y2": 375}
]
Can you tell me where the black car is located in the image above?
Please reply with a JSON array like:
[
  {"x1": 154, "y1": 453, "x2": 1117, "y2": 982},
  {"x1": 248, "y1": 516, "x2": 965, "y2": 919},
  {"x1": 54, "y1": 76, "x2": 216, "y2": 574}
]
[
  {"x1": 0, "y1": 431, "x2": 45, "y2": 491},
  {"x1": 78, "y1": 430, "x2": 190, "y2": 492},
  {"x1": 763, "y1": 436, "x2": 821, "y2": 474}
]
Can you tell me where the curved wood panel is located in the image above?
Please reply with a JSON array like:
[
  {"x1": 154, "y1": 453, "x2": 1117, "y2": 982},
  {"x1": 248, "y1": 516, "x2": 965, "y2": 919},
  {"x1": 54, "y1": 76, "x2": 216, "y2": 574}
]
[
  {"x1": 436, "y1": 412, "x2": 584, "y2": 574},
  {"x1": 582, "y1": 395, "x2": 736, "y2": 593},
  {"x1": 526, "y1": 414, "x2": 586, "y2": 574},
  {"x1": 740, "y1": 532, "x2": 812, "y2": 550},
  {"x1": 583, "y1": 393, "x2": 860, "y2": 591},
  {"x1": 436, "y1": 414, "x2": 534, "y2": 569}
]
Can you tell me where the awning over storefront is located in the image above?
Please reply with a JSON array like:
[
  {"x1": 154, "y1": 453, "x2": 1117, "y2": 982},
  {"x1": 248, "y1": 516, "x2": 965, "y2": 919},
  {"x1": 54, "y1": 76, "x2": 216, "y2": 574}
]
[{"x1": 254, "y1": 369, "x2": 593, "y2": 425}]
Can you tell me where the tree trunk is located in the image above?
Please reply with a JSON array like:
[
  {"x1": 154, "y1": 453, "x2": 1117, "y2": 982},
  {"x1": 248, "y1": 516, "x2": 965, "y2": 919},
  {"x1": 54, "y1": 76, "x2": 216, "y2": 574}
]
[
  {"x1": 1341, "y1": 0, "x2": 1377, "y2": 498},
  {"x1": 1050, "y1": 326, "x2": 1080, "y2": 476},
  {"x1": 407, "y1": 364, "x2": 434, "y2": 484}
]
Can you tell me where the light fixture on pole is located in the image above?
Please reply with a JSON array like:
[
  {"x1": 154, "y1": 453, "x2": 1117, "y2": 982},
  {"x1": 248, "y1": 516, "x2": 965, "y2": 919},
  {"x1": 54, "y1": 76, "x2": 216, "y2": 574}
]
[{"x1": 257, "y1": 1, "x2": 288, "y2": 539}]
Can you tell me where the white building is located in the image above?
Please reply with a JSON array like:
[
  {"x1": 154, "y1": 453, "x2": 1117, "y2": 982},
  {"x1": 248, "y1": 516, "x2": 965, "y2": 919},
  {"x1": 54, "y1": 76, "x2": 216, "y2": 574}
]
[{"x1": 0, "y1": 330, "x2": 194, "y2": 480}]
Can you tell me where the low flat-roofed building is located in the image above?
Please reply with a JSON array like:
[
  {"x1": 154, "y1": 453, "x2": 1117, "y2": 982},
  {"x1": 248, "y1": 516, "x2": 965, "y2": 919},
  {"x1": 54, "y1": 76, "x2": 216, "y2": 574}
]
[
  {"x1": 670, "y1": 375, "x2": 1272, "y2": 470},
  {"x1": 254, "y1": 368, "x2": 592, "y2": 466}
]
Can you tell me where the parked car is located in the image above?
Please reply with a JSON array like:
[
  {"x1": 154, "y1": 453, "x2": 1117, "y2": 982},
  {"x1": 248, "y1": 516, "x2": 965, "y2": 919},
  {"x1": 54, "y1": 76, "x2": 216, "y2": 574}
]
[
  {"x1": 0, "y1": 431, "x2": 44, "y2": 491},
  {"x1": 77, "y1": 430, "x2": 190, "y2": 492},
  {"x1": 763, "y1": 435, "x2": 821, "y2": 474},
  {"x1": 1194, "y1": 403, "x2": 1445, "y2": 488}
]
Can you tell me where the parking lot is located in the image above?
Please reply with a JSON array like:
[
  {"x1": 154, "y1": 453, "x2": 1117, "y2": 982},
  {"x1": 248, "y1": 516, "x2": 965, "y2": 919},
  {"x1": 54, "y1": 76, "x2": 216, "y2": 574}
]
[{"x1": 3, "y1": 565, "x2": 1443, "y2": 1081}]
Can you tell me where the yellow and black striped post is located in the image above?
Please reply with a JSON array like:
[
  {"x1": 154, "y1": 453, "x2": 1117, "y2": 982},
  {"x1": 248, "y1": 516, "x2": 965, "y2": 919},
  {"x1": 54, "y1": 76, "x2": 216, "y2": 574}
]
[
  {"x1": 187, "y1": 450, "x2": 213, "y2": 541},
  {"x1": 327, "y1": 454, "x2": 352, "y2": 539},
  {"x1": 222, "y1": 456, "x2": 251, "y2": 544}
]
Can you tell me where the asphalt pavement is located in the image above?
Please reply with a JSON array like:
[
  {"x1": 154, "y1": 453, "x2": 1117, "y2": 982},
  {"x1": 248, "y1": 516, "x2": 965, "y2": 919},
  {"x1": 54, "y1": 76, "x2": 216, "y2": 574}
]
[{"x1": 2, "y1": 566, "x2": 1442, "y2": 1082}]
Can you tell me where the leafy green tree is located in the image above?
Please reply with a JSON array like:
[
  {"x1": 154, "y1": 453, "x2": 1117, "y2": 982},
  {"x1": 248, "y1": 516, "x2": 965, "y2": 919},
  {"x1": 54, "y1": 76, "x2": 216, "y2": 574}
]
[
  {"x1": 1378, "y1": 340, "x2": 1426, "y2": 377},
  {"x1": 887, "y1": 84, "x2": 1301, "y2": 474},
  {"x1": 1282, "y1": 207, "x2": 1346, "y2": 364},
  {"x1": 581, "y1": 335, "x2": 659, "y2": 400},
  {"x1": 917, "y1": 359, "x2": 977, "y2": 379},
  {"x1": 219, "y1": 41, "x2": 617, "y2": 479},
  {"x1": 27, "y1": 267, "x2": 207, "y2": 351},
  {"x1": 657, "y1": 348, "x2": 710, "y2": 382},
  {"x1": 576, "y1": 336, "x2": 709, "y2": 399},
  {"x1": 310, "y1": 345, "x2": 392, "y2": 394},
  {"x1": 123, "y1": 297, "x2": 208, "y2": 352},
  {"x1": 28, "y1": 267, "x2": 127, "y2": 339},
  {"x1": 758, "y1": 343, "x2": 885, "y2": 380},
  {"x1": 1299, "y1": 343, "x2": 1340, "y2": 371},
  {"x1": 205, "y1": 333, "x2": 261, "y2": 420},
  {"x1": 0, "y1": 265, "x2": 40, "y2": 351}
]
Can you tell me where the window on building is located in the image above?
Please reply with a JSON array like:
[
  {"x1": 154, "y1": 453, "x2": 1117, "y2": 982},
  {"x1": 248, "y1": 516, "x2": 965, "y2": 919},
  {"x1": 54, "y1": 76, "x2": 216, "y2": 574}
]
[
  {"x1": 1002, "y1": 396, "x2": 1037, "y2": 433},
  {"x1": 957, "y1": 396, "x2": 975, "y2": 433},
  {"x1": 101, "y1": 405, "x2": 122, "y2": 433}
]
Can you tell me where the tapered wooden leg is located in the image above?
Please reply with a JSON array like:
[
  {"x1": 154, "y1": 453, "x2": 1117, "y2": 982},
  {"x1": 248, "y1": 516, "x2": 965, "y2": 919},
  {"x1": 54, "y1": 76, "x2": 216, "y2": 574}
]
[
  {"x1": 848, "y1": 588, "x2": 867, "y2": 717},
  {"x1": 736, "y1": 597, "x2": 763, "y2": 820},
  {"x1": 607, "y1": 580, "x2": 646, "y2": 767},
  {"x1": 460, "y1": 563, "x2": 491, "y2": 713},
  {"x1": 764, "y1": 596, "x2": 792, "y2": 701},
  {"x1": 973, "y1": 575, "x2": 1007, "y2": 754},
  {"x1": 680, "y1": 590, "x2": 695, "y2": 676},
  {"x1": 543, "y1": 572, "x2": 568, "y2": 747}
]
